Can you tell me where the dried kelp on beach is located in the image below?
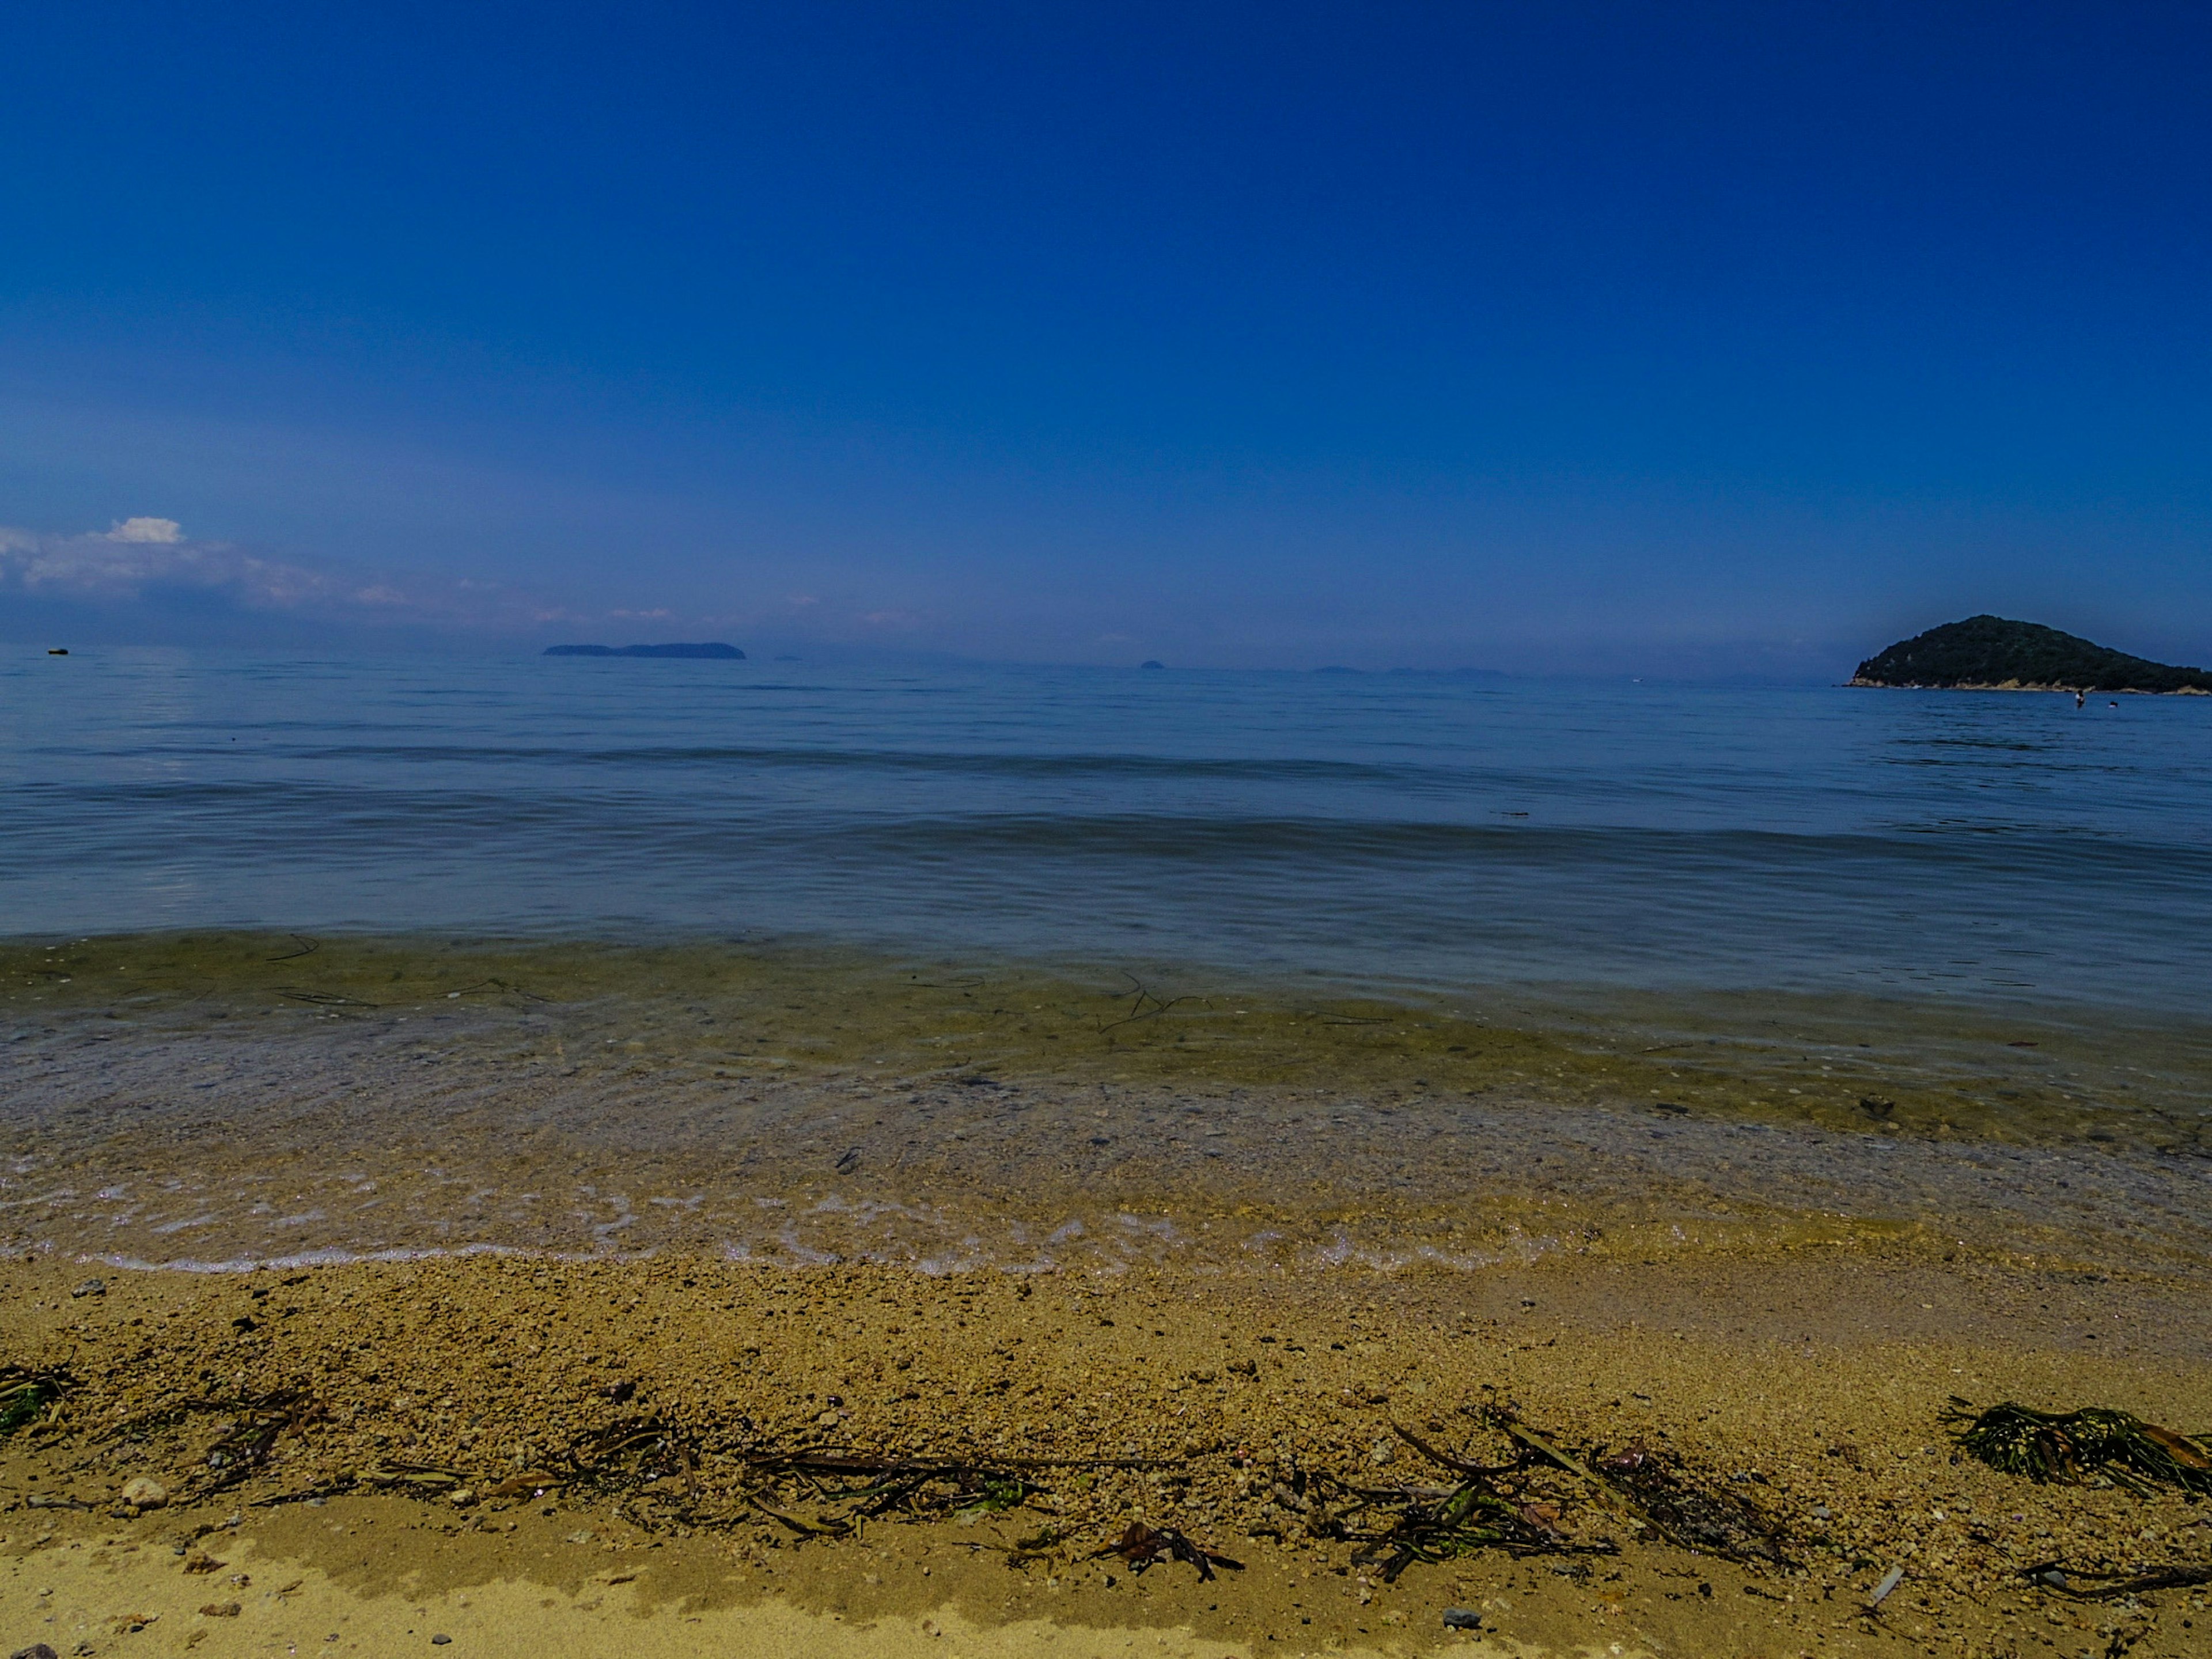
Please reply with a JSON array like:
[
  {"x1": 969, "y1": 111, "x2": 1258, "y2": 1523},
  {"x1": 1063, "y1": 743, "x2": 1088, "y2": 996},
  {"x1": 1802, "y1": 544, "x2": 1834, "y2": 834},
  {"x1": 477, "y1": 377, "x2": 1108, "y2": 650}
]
[{"x1": 1948, "y1": 1399, "x2": 2212, "y2": 1495}]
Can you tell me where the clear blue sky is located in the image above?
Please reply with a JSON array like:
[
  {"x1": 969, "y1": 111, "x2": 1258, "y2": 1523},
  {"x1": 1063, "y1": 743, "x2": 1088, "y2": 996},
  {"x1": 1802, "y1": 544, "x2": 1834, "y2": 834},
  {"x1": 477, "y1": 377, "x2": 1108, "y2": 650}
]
[{"x1": 3, "y1": 2, "x2": 2207, "y2": 673}]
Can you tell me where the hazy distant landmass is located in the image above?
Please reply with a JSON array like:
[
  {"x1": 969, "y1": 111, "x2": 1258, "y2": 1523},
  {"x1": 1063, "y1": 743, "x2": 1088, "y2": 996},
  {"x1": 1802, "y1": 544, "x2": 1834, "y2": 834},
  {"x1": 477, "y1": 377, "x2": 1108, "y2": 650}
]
[
  {"x1": 544, "y1": 642, "x2": 745, "y2": 659},
  {"x1": 1851, "y1": 616, "x2": 2211, "y2": 693}
]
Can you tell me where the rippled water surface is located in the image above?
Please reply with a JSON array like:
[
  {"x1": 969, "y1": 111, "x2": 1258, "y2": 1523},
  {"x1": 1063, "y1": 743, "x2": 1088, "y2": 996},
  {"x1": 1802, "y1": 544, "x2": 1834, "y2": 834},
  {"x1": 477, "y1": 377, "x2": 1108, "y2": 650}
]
[{"x1": 7, "y1": 648, "x2": 2212, "y2": 1012}]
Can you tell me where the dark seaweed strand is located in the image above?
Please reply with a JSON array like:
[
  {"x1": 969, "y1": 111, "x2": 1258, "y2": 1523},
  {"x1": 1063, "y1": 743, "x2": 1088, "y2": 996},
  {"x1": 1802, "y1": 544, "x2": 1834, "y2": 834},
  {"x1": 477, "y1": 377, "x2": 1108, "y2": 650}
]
[{"x1": 1947, "y1": 1400, "x2": 2212, "y2": 1495}]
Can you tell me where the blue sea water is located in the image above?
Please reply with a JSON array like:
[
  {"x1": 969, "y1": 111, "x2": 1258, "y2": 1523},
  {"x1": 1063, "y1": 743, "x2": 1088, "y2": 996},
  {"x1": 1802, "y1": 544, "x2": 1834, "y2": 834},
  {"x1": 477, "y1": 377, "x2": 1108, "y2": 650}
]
[{"x1": 5, "y1": 647, "x2": 2210, "y2": 1015}]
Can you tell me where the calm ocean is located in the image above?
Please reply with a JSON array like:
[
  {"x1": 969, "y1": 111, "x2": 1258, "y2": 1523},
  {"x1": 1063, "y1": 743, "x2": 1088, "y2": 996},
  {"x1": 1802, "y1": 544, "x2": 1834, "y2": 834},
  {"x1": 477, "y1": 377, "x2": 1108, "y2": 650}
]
[{"x1": 6, "y1": 647, "x2": 2211, "y2": 1015}]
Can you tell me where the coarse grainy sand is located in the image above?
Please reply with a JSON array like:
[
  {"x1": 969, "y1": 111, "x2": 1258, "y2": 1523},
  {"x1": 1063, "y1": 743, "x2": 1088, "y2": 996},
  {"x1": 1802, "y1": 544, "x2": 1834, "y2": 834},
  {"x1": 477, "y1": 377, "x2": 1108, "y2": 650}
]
[{"x1": 5, "y1": 1241, "x2": 2209, "y2": 1658}]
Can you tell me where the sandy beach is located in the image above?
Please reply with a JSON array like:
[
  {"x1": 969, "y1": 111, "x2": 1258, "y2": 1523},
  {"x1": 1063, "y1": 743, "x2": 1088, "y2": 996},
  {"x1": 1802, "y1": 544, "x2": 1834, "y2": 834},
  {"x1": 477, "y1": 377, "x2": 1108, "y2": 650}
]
[
  {"x1": 5, "y1": 939, "x2": 2211, "y2": 1655},
  {"x1": 6, "y1": 1232, "x2": 2211, "y2": 1657}
]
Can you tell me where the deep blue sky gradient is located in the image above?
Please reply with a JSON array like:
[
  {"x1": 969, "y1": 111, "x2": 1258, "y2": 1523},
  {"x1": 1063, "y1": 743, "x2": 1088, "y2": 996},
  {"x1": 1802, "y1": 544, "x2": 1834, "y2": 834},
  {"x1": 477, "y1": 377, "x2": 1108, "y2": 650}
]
[{"x1": 3, "y1": 2, "x2": 2208, "y2": 671}]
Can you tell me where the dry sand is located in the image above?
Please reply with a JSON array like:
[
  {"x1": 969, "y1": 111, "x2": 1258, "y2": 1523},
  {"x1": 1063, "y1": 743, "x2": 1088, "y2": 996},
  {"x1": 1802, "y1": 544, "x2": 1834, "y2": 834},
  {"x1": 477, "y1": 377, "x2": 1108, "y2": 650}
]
[{"x1": 5, "y1": 1243, "x2": 2210, "y2": 1658}]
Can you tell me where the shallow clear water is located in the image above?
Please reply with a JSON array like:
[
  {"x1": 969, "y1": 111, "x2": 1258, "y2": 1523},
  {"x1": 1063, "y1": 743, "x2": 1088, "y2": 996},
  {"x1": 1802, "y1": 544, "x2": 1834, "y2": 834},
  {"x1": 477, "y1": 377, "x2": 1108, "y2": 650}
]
[{"x1": 6, "y1": 647, "x2": 2211, "y2": 1013}]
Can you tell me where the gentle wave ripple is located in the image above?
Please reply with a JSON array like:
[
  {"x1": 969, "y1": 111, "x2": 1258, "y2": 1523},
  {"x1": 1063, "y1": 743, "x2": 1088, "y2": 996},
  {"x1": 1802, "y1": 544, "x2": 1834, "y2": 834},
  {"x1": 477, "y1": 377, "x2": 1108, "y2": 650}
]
[{"x1": 5, "y1": 649, "x2": 2210, "y2": 1010}]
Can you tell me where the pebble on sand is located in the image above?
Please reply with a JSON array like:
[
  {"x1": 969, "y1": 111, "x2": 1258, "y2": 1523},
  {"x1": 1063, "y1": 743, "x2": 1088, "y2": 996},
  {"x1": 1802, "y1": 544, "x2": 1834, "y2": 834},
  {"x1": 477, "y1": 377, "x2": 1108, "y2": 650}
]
[{"x1": 120, "y1": 1475, "x2": 169, "y2": 1509}]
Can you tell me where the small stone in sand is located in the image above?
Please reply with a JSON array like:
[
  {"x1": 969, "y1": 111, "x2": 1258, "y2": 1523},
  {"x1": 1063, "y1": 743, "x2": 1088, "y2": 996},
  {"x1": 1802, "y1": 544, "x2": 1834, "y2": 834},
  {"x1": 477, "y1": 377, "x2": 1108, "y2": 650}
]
[
  {"x1": 70, "y1": 1278, "x2": 104, "y2": 1299},
  {"x1": 13, "y1": 1643, "x2": 62, "y2": 1659},
  {"x1": 122, "y1": 1476, "x2": 168, "y2": 1509},
  {"x1": 199, "y1": 1603, "x2": 241, "y2": 1619}
]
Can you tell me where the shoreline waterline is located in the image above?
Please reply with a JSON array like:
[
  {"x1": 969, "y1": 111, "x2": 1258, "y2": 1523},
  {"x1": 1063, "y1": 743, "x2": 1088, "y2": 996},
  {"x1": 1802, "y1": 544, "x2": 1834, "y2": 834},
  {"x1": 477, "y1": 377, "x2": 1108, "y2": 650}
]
[{"x1": 6, "y1": 930, "x2": 2209, "y2": 1279}]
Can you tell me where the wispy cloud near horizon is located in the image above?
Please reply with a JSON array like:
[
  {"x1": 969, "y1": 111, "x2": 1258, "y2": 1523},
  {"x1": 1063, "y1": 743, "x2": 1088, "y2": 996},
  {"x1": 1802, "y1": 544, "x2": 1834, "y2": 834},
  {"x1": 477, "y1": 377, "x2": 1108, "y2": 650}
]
[{"x1": 0, "y1": 519, "x2": 581, "y2": 635}]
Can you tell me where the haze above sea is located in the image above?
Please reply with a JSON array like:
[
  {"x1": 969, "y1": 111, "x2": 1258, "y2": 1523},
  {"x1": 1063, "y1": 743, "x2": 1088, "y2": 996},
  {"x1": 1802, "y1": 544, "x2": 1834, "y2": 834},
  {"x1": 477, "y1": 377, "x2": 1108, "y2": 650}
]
[{"x1": 6, "y1": 648, "x2": 2211, "y2": 1012}]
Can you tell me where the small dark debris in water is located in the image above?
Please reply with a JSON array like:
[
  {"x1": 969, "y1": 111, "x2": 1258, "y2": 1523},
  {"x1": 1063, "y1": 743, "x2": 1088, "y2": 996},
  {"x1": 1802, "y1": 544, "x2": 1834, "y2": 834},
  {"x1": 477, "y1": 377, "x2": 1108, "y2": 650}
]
[
  {"x1": 2007, "y1": 1040, "x2": 2039, "y2": 1048},
  {"x1": 1857, "y1": 1096, "x2": 1897, "y2": 1122},
  {"x1": 277, "y1": 987, "x2": 385, "y2": 1009},
  {"x1": 47, "y1": 647, "x2": 68, "y2": 656},
  {"x1": 1948, "y1": 1399, "x2": 2212, "y2": 1494},
  {"x1": 834, "y1": 1147, "x2": 862, "y2": 1175},
  {"x1": 1441, "y1": 1608, "x2": 1482, "y2": 1628},
  {"x1": 1093, "y1": 1521, "x2": 1243, "y2": 1581}
]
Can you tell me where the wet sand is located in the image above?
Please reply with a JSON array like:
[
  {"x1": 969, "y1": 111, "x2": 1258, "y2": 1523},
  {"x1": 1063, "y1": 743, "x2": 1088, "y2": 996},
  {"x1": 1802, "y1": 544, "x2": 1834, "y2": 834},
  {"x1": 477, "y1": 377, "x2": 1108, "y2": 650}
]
[{"x1": 7, "y1": 934, "x2": 2211, "y2": 1277}]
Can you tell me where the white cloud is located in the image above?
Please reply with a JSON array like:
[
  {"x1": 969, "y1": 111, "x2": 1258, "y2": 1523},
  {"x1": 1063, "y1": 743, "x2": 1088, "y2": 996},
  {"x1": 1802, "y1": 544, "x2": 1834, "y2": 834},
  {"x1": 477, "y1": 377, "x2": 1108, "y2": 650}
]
[
  {"x1": 0, "y1": 518, "x2": 578, "y2": 634},
  {"x1": 107, "y1": 516, "x2": 183, "y2": 543}
]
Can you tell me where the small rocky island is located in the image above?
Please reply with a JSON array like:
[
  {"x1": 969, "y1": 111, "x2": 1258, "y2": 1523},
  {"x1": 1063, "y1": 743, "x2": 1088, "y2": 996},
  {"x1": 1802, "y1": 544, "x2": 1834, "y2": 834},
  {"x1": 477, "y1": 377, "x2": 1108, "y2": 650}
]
[
  {"x1": 1851, "y1": 616, "x2": 2211, "y2": 693},
  {"x1": 544, "y1": 642, "x2": 745, "y2": 659}
]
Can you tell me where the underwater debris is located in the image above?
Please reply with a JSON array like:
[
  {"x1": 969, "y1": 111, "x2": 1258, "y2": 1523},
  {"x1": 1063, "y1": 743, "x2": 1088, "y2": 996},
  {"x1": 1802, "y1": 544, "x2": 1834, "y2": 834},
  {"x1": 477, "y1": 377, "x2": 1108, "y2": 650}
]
[{"x1": 1948, "y1": 1399, "x2": 2212, "y2": 1495}]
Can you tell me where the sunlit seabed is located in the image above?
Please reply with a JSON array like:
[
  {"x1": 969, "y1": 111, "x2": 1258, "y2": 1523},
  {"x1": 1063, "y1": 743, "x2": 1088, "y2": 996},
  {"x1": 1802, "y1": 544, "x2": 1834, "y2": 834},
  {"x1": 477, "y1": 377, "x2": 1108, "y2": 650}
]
[{"x1": 6, "y1": 931, "x2": 2209, "y2": 1277}]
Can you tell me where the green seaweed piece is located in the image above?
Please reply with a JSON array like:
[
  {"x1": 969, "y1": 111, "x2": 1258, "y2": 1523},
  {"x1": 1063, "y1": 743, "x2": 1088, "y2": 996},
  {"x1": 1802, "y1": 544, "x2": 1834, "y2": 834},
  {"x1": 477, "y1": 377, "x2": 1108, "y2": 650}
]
[
  {"x1": 1948, "y1": 1399, "x2": 2212, "y2": 1495},
  {"x1": 0, "y1": 1380, "x2": 53, "y2": 1435},
  {"x1": 0, "y1": 1370, "x2": 68, "y2": 1437}
]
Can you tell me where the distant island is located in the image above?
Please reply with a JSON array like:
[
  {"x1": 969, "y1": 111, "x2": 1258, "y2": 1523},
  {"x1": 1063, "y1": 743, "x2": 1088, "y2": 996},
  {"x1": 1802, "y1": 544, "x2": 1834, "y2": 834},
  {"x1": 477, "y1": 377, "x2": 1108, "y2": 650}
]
[
  {"x1": 1851, "y1": 616, "x2": 2211, "y2": 694},
  {"x1": 544, "y1": 642, "x2": 745, "y2": 659}
]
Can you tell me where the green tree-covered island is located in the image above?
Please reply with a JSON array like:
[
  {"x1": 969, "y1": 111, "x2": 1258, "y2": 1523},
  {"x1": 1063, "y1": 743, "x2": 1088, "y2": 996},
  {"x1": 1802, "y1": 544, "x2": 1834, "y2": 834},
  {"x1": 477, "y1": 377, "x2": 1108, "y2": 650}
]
[{"x1": 1851, "y1": 615, "x2": 2212, "y2": 693}]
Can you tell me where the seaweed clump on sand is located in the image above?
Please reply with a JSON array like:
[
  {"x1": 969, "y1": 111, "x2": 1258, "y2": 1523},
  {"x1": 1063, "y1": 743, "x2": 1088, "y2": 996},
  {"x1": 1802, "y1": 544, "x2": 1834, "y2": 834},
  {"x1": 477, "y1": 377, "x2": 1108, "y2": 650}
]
[
  {"x1": 1947, "y1": 1399, "x2": 2212, "y2": 1495},
  {"x1": 1, "y1": 1365, "x2": 71, "y2": 1437},
  {"x1": 1284, "y1": 1411, "x2": 1791, "y2": 1584},
  {"x1": 1317, "y1": 1421, "x2": 1608, "y2": 1581}
]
